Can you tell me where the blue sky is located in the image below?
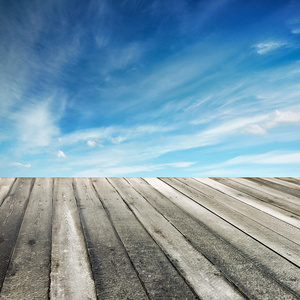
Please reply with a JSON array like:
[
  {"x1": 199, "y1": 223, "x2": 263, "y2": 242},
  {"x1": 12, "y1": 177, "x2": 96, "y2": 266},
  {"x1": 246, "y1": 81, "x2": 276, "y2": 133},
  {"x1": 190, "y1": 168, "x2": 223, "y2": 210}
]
[{"x1": 0, "y1": 0, "x2": 300, "y2": 177}]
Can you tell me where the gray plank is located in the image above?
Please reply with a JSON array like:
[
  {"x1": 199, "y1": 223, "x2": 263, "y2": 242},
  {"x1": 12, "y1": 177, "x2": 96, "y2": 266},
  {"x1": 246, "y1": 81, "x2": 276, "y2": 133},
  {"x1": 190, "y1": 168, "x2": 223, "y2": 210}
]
[
  {"x1": 93, "y1": 177, "x2": 196, "y2": 300},
  {"x1": 50, "y1": 178, "x2": 96, "y2": 300},
  {"x1": 0, "y1": 178, "x2": 34, "y2": 291},
  {"x1": 128, "y1": 177, "x2": 298, "y2": 300},
  {"x1": 145, "y1": 177, "x2": 300, "y2": 297},
  {"x1": 210, "y1": 178, "x2": 300, "y2": 228},
  {"x1": 174, "y1": 177, "x2": 300, "y2": 266},
  {"x1": 0, "y1": 178, "x2": 16, "y2": 207},
  {"x1": 250, "y1": 178, "x2": 300, "y2": 199},
  {"x1": 109, "y1": 177, "x2": 245, "y2": 300},
  {"x1": 272, "y1": 178, "x2": 300, "y2": 190},
  {"x1": 277, "y1": 178, "x2": 300, "y2": 186},
  {"x1": 214, "y1": 178, "x2": 300, "y2": 216},
  {"x1": 234, "y1": 178, "x2": 300, "y2": 209},
  {"x1": 195, "y1": 178, "x2": 300, "y2": 245},
  {"x1": 0, "y1": 178, "x2": 53, "y2": 300},
  {"x1": 73, "y1": 178, "x2": 148, "y2": 300}
]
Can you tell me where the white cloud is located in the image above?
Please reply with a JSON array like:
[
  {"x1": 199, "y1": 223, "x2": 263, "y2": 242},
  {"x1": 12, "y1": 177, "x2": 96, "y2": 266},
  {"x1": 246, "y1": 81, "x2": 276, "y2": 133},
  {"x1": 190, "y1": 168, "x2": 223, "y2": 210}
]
[
  {"x1": 242, "y1": 124, "x2": 266, "y2": 136},
  {"x1": 167, "y1": 162, "x2": 195, "y2": 168},
  {"x1": 12, "y1": 101, "x2": 60, "y2": 149},
  {"x1": 254, "y1": 41, "x2": 285, "y2": 54},
  {"x1": 288, "y1": 18, "x2": 300, "y2": 34},
  {"x1": 57, "y1": 150, "x2": 66, "y2": 158},
  {"x1": 58, "y1": 124, "x2": 174, "y2": 146},
  {"x1": 243, "y1": 109, "x2": 300, "y2": 136},
  {"x1": 264, "y1": 109, "x2": 300, "y2": 128},
  {"x1": 203, "y1": 151, "x2": 300, "y2": 169},
  {"x1": 11, "y1": 162, "x2": 31, "y2": 168},
  {"x1": 87, "y1": 140, "x2": 97, "y2": 148},
  {"x1": 111, "y1": 138, "x2": 120, "y2": 145},
  {"x1": 76, "y1": 161, "x2": 195, "y2": 177}
]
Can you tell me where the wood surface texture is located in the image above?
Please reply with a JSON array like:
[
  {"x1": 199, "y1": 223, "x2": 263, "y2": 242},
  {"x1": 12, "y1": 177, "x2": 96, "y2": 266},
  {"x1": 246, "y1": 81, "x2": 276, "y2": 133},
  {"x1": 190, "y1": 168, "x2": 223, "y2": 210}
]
[{"x1": 0, "y1": 177, "x2": 299, "y2": 300}]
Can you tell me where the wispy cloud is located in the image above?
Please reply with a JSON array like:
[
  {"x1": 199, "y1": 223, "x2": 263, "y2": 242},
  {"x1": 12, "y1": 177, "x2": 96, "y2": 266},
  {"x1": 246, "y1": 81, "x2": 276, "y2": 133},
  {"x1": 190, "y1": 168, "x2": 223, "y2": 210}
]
[
  {"x1": 87, "y1": 140, "x2": 97, "y2": 148},
  {"x1": 241, "y1": 124, "x2": 266, "y2": 136},
  {"x1": 56, "y1": 150, "x2": 66, "y2": 158},
  {"x1": 11, "y1": 162, "x2": 31, "y2": 168},
  {"x1": 202, "y1": 151, "x2": 300, "y2": 170},
  {"x1": 243, "y1": 108, "x2": 300, "y2": 135},
  {"x1": 76, "y1": 161, "x2": 195, "y2": 177},
  {"x1": 12, "y1": 101, "x2": 60, "y2": 150},
  {"x1": 254, "y1": 41, "x2": 285, "y2": 54},
  {"x1": 58, "y1": 124, "x2": 174, "y2": 147}
]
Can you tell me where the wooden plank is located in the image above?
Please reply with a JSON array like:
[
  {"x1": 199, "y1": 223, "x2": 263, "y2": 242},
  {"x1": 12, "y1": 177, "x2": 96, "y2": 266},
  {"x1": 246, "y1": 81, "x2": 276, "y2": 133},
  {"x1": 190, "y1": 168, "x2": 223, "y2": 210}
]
[
  {"x1": 194, "y1": 177, "x2": 300, "y2": 244},
  {"x1": 272, "y1": 178, "x2": 300, "y2": 190},
  {"x1": 92, "y1": 178, "x2": 196, "y2": 299},
  {"x1": 128, "y1": 177, "x2": 299, "y2": 300},
  {"x1": 210, "y1": 178, "x2": 300, "y2": 228},
  {"x1": 0, "y1": 178, "x2": 53, "y2": 299},
  {"x1": 172, "y1": 177, "x2": 300, "y2": 266},
  {"x1": 0, "y1": 178, "x2": 16, "y2": 207},
  {"x1": 145, "y1": 178, "x2": 300, "y2": 297},
  {"x1": 250, "y1": 178, "x2": 300, "y2": 199},
  {"x1": 50, "y1": 178, "x2": 96, "y2": 300},
  {"x1": 277, "y1": 178, "x2": 300, "y2": 185},
  {"x1": 213, "y1": 178, "x2": 300, "y2": 216},
  {"x1": 108, "y1": 177, "x2": 245, "y2": 300},
  {"x1": 0, "y1": 178, "x2": 34, "y2": 291},
  {"x1": 73, "y1": 178, "x2": 148, "y2": 300},
  {"x1": 233, "y1": 178, "x2": 300, "y2": 209}
]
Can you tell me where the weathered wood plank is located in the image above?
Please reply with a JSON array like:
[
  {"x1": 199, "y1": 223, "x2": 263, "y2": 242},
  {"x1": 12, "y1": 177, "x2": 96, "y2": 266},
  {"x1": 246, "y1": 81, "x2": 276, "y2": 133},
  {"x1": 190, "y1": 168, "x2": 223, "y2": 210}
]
[
  {"x1": 210, "y1": 177, "x2": 300, "y2": 228},
  {"x1": 172, "y1": 177, "x2": 300, "y2": 266},
  {"x1": 234, "y1": 178, "x2": 300, "y2": 209},
  {"x1": 253, "y1": 177, "x2": 300, "y2": 192},
  {"x1": 145, "y1": 178, "x2": 300, "y2": 297},
  {"x1": 109, "y1": 177, "x2": 245, "y2": 300},
  {"x1": 0, "y1": 178, "x2": 34, "y2": 292},
  {"x1": 92, "y1": 178, "x2": 196, "y2": 299},
  {"x1": 272, "y1": 178, "x2": 300, "y2": 190},
  {"x1": 214, "y1": 178, "x2": 300, "y2": 216},
  {"x1": 50, "y1": 178, "x2": 96, "y2": 300},
  {"x1": 250, "y1": 178, "x2": 300, "y2": 199},
  {"x1": 128, "y1": 177, "x2": 298, "y2": 300},
  {"x1": 277, "y1": 178, "x2": 300, "y2": 185},
  {"x1": 73, "y1": 178, "x2": 148, "y2": 300},
  {"x1": 0, "y1": 178, "x2": 53, "y2": 300},
  {"x1": 194, "y1": 177, "x2": 300, "y2": 244},
  {"x1": 0, "y1": 178, "x2": 16, "y2": 207}
]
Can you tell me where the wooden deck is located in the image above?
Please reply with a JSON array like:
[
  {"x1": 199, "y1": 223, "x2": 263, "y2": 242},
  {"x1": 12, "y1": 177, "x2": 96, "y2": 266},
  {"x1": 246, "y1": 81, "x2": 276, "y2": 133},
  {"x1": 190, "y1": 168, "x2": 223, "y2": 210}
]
[{"x1": 0, "y1": 177, "x2": 299, "y2": 300}]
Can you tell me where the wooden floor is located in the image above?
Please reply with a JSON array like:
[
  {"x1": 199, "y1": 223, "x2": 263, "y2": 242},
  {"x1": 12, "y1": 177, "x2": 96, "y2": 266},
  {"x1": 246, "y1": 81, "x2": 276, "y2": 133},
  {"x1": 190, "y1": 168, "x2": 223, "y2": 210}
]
[{"x1": 0, "y1": 178, "x2": 299, "y2": 300}]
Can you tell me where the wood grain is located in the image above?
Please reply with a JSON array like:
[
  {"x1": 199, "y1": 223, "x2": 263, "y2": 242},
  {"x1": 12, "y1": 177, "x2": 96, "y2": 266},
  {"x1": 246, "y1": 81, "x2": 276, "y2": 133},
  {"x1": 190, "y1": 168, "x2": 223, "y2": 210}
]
[
  {"x1": 50, "y1": 178, "x2": 96, "y2": 300},
  {"x1": 0, "y1": 178, "x2": 34, "y2": 292},
  {"x1": 0, "y1": 178, "x2": 53, "y2": 299}
]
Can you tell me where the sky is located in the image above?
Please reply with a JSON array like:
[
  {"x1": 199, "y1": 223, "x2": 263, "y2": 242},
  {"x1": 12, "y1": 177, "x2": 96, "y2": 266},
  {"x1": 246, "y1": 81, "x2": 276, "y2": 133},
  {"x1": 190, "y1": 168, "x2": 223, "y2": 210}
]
[{"x1": 0, "y1": 0, "x2": 300, "y2": 177}]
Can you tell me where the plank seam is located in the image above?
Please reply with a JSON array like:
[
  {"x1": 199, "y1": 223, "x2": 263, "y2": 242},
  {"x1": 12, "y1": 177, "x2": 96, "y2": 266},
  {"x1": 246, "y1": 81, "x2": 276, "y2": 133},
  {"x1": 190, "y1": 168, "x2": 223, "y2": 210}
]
[
  {"x1": 90, "y1": 178, "x2": 151, "y2": 300},
  {"x1": 0, "y1": 178, "x2": 17, "y2": 208}
]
